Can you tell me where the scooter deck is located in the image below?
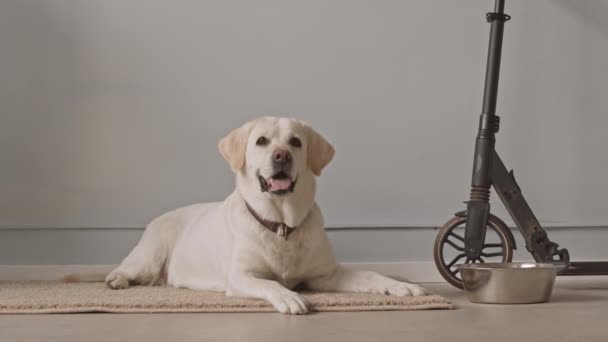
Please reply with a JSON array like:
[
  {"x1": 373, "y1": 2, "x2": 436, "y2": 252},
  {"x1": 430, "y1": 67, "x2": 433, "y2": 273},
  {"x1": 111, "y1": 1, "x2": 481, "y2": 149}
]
[{"x1": 561, "y1": 262, "x2": 608, "y2": 276}]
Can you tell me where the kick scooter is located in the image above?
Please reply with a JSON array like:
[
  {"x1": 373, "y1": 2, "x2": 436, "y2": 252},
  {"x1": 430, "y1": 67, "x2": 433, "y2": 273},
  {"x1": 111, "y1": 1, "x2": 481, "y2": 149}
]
[{"x1": 433, "y1": 0, "x2": 608, "y2": 288}]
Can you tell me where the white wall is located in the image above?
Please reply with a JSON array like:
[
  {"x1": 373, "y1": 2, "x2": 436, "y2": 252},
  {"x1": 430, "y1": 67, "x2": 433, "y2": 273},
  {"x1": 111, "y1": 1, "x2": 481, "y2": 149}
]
[{"x1": 1, "y1": 0, "x2": 607, "y2": 229}]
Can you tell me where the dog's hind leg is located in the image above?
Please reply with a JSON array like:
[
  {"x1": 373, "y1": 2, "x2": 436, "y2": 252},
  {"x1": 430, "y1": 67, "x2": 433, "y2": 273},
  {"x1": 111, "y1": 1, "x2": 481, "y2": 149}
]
[
  {"x1": 106, "y1": 215, "x2": 182, "y2": 289},
  {"x1": 105, "y1": 243, "x2": 164, "y2": 289}
]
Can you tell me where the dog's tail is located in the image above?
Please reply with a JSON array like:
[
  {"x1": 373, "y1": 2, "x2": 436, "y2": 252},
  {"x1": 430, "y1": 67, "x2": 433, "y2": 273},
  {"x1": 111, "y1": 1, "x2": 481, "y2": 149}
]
[{"x1": 61, "y1": 272, "x2": 107, "y2": 283}]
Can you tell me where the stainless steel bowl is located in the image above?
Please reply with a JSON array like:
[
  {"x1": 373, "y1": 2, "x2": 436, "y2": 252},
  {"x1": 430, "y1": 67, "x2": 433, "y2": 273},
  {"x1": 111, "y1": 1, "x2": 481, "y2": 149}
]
[{"x1": 457, "y1": 262, "x2": 564, "y2": 304}]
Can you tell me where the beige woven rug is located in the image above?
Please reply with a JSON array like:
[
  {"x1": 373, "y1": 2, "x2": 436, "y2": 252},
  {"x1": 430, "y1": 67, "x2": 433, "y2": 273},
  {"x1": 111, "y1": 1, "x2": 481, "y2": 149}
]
[{"x1": 0, "y1": 281, "x2": 453, "y2": 314}]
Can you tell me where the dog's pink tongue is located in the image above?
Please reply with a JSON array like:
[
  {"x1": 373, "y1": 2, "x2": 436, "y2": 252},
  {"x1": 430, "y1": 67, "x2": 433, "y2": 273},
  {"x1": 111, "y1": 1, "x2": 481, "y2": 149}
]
[{"x1": 269, "y1": 178, "x2": 291, "y2": 191}]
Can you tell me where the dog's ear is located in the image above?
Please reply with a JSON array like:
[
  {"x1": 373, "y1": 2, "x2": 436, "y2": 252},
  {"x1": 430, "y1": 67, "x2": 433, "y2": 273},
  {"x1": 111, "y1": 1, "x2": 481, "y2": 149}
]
[
  {"x1": 307, "y1": 127, "x2": 335, "y2": 176},
  {"x1": 218, "y1": 122, "x2": 253, "y2": 172}
]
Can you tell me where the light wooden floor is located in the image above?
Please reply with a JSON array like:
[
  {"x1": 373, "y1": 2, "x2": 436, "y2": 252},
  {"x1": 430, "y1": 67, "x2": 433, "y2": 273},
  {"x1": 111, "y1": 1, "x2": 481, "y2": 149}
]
[{"x1": 1, "y1": 278, "x2": 607, "y2": 342}]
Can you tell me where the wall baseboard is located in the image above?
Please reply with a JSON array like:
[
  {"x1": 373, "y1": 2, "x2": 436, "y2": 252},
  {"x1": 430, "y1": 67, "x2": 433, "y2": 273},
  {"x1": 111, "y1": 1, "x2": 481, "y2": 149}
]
[
  {"x1": 3, "y1": 227, "x2": 608, "y2": 265},
  {"x1": 3, "y1": 263, "x2": 605, "y2": 285},
  {"x1": 0, "y1": 262, "x2": 444, "y2": 283},
  {"x1": 0, "y1": 264, "x2": 116, "y2": 282}
]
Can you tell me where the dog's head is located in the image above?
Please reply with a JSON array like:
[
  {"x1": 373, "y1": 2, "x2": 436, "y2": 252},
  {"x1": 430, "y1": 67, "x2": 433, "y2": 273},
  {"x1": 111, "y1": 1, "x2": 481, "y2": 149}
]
[{"x1": 219, "y1": 117, "x2": 334, "y2": 197}]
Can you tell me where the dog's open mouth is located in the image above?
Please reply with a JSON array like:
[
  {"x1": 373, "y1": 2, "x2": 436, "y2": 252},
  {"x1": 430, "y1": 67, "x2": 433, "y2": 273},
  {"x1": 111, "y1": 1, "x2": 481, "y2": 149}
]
[{"x1": 258, "y1": 171, "x2": 296, "y2": 195}]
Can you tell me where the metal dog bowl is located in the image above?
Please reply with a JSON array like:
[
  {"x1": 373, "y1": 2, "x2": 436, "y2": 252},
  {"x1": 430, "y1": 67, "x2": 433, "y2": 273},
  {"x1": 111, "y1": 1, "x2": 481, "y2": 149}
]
[{"x1": 457, "y1": 262, "x2": 565, "y2": 304}]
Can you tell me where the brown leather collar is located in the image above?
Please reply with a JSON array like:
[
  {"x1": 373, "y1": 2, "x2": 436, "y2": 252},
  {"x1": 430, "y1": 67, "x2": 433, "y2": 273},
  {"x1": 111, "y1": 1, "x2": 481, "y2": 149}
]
[{"x1": 245, "y1": 202, "x2": 296, "y2": 240}]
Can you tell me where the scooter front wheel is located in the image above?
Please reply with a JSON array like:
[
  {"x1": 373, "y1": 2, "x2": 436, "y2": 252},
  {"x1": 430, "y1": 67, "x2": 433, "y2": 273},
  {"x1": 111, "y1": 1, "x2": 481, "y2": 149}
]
[{"x1": 433, "y1": 214, "x2": 515, "y2": 289}]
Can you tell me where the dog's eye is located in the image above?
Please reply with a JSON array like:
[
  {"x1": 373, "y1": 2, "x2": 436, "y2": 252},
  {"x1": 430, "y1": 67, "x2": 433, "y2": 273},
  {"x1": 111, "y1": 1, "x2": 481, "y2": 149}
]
[
  {"x1": 256, "y1": 136, "x2": 269, "y2": 146},
  {"x1": 289, "y1": 137, "x2": 302, "y2": 148}
]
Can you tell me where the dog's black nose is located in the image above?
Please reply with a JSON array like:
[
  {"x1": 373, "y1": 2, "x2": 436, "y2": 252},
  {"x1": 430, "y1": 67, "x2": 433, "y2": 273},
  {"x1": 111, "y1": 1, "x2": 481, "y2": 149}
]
[{"x1": 272, "y1": 149, "x2": 292, "y2": 164}]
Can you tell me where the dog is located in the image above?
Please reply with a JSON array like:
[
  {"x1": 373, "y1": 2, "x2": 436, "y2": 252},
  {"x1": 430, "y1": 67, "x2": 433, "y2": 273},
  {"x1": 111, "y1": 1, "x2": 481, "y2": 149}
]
[{"x1": 84, "y1": 117, "x2": 426, "y2": 314}]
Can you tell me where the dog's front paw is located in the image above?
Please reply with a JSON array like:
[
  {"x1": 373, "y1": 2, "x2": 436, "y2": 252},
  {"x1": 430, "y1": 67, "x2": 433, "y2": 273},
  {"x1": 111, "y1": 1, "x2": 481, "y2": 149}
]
[
  {"x1": 268, "y1": 290, "x2": 310, "y2": 315},
  {"x1": 105, "y1": 272, "x2": 130, "y2": 290},
  {"x1": 384, "y1": 281, "x2": 427, "y2": 297}
]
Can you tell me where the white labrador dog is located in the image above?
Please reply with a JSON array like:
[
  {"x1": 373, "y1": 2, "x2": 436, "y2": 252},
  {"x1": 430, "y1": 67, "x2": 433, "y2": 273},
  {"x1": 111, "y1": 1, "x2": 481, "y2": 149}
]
[{"x1": 102, "y1": 116, "x2": 426, "y2": 314}]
